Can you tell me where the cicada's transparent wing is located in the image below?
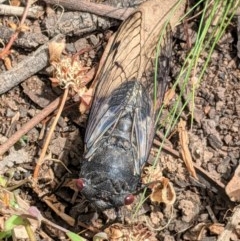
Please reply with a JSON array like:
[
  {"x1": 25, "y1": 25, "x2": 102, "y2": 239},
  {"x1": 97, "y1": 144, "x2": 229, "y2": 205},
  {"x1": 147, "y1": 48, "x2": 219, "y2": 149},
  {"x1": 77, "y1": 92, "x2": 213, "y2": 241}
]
[
  {"x1": 85, "y1": 6, "x2": 172, "y2": 170},
  {"x1": 85, "y1": 11, "x2": 143, "y2": 150},
  {"x1": 135, "y1": 24, "x2": 173, "y2": 167}
]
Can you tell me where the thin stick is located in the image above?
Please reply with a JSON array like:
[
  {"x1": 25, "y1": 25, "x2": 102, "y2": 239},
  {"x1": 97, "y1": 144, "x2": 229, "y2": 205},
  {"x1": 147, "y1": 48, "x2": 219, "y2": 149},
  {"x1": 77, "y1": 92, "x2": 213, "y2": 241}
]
[
  {"x1": 0, "y1": 0, "x2": 33, "y2": 59},
  {"x1": 43, "y1": 0, "x2": 134, "y2": 20},
  {"x1": 0, "y1": 4, "x2": 44, "y2": 18},
  {"x1": 33, "y1": 88, "x2": 69, "y2": 179},
  {"x1": 0, "y1": 97, "x2": 61, "y2": 156}
]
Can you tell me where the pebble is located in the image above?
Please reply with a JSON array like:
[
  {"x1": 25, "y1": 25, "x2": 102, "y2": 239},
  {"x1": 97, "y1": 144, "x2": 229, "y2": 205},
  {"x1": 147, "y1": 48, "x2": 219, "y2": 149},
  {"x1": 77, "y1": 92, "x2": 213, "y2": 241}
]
[{"x1": 224, "y1": 134, "x2": 232, "y2": 144}]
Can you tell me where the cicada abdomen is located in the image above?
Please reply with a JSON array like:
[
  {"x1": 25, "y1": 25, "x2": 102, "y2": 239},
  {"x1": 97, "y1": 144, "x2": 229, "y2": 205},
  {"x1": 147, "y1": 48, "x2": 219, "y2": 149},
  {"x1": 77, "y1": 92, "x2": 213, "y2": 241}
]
[{"x1": 76, "y1": 0, "x2": 183, "y2": 210}]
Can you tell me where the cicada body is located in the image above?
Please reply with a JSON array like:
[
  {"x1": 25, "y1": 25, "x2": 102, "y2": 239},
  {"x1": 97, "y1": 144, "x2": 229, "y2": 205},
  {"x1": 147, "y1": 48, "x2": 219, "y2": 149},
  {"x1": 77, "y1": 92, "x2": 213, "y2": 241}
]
[{"x1": 77, "y1": 0, "x2": 175, "y2": 210}]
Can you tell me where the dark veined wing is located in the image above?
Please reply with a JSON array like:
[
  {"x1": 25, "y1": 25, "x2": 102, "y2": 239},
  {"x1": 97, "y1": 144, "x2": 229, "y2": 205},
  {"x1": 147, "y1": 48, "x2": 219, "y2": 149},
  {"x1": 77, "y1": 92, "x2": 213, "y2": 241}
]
[
  {"x1": 85, "y1": 11, "x2": 143, "y2": 150},
  {"x1": 84, "y1": 6, "x2": 172, "y2": 168},
  {"x1": 128, "y1": 24, "x2": 172, "y2": 169},
  {"x1": 139, "y1": 24, "x2": 172, "y2": 158}
]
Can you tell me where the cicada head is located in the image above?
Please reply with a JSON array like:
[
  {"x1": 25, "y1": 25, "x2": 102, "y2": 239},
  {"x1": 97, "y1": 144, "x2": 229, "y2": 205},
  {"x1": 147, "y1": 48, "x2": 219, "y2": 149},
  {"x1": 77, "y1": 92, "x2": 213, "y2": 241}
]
[{"x1": 76, "y1": 144, "x2": 140, "y2": 210}]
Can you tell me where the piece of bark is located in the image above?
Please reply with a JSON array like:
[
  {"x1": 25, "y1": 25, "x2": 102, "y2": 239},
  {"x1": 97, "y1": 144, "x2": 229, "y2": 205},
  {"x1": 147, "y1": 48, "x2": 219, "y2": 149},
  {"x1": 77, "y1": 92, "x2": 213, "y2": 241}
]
[
  {"x1": 0, "y1": 34, "x2": 64, "y2": 95},
  {"x1": 43, "y1": 0, "x2": 134, "y2": 20},
  {"x1": 43, "y1": 11, "x2": 118, "y2": 37},
  {"x1": 0, "y1": 26, "x2": 48, "y2": 48}
]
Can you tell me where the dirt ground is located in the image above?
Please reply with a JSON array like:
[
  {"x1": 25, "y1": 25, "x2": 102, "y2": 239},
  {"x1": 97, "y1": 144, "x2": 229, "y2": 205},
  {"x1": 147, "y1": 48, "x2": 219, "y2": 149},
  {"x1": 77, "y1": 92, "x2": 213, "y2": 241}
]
[{"x1": 0, "y1": 0, "x2": 240, "y2": 241}]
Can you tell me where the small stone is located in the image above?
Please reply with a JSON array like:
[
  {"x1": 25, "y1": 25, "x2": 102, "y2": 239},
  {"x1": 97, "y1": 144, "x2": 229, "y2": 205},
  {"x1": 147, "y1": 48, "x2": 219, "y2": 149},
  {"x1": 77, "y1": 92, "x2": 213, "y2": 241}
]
[
  {"x1": 6, "y1": 108, "x2": 15, "y2": 117},
  {"x1": 203, "y1": 150, "x2": 214, "y2": 163},
  {"x1": 215, "y1": 87, "x2": 225, "y2": 100},
  {"x1": 217, "y1": 163, "x2": 228, "y2": 174},
  {"x1": 216, "y1": 101, "x2": 224, "y2": 111},
  {"x1": 224, "y1": 134, "x2": 232, "y2": 144},
  {"x1": 208, "y1": 108, "x2": 216, "y2": 119},
  {"x1": 207, "y1": 134, "x2": 223, "y2": 150}
]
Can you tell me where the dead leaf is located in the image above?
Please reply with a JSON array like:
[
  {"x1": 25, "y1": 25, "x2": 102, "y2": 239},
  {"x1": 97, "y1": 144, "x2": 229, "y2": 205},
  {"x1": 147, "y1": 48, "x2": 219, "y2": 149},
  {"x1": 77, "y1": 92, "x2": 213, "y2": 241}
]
[
  {"x1": 7, "y1": 21, "x2": 17, "y2": 30},
  {"x1": 49, "y1": 40, "x2": 66, "y2": 63},
  {"x1": 4, "y1": 56, "x2": 12, "y2": 70},
  {"x1": 208, "y1": 223, "x2": 224, "y2": 235},
  {"x1": 105, "y1": 225, "x2": 123, "y2": 239},
  {"x1": 79, "y1": 87, "x2": 94, "y2": 114},
  {"x1": 17, "y1": 24, "x2": 30, "y2": 33},
  {"x1": 163, "y1": 88, "x2": 175, "y2": 106},
  {"x1": 150, "y1": 177, "x2": 176, "y2": 205},
  {"x1": 178, "y1": 119, "x2": 198, "y2": 179},
  {"x1": 10, "y1": 0, "x2": 21, "y2": 6}
]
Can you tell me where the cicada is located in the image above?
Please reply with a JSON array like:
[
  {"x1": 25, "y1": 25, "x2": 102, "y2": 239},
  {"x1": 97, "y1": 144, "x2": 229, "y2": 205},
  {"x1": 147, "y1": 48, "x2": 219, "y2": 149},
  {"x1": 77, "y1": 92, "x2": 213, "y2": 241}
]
[{"x1": 76, "y1": 0, "x2": 174, "y2": 210}]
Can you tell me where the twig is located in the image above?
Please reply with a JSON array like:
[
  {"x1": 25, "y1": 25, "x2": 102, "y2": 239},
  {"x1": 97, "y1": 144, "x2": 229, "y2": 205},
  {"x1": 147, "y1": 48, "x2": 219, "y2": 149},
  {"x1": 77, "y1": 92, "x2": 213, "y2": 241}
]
[
  {"x1": 0, "y1": 0, "x2": 33, "y2": 59},
  {"x1": 0, "y1": 4, "x2": 44, "y2": 18},
  {"x1": 206, "y1": 205, "x2": 218, "y2": 223},
  {"x1": 43, "y1": 0, "x2": 134, "y2": 20},
  {"x1": 153, "y1": 139, "x2": 179, "y2": 157},
  {"x1": 0, "y1": 34, "x2": 63, "y2": 95},
  {"x1": 33, "y1": 88, "x2": 69, "y2": 180},
  {"x1": 178, "y1": 119, "x2": 198, "y2": 179},
  {"x1": 42, "y1": 196, "x2": 100, "y2": 232},
  {"x1": 217, "y1": 205, "x2": 240, "y2": 241},
  {"x1": 0, "y1": 97, "x2": 61, "y2": 156}
]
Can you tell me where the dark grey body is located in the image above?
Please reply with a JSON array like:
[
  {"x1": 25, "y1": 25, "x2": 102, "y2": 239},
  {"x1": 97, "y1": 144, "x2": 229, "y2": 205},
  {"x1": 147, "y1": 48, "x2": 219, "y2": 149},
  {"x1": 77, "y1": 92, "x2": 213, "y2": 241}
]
[
  {"x1": 81, "y1": 80, "x2": 152, "y2": 209},
  {"x1": 79, "y1": 4, "x2": 172, "y2": 210}
]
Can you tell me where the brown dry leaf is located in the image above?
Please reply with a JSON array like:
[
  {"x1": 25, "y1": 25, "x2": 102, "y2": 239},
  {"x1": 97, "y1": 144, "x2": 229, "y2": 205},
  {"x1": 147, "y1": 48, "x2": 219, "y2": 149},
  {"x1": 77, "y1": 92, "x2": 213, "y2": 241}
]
[
  {"x1": 178, "y1": 119, "x2": 198, "y2": 179},
  {"x1": 7, "y1": 21, "x2": 17, "y2": 30},
  {"x1": 79, "y1": 87, "x2": 94, "y2": 114},
  {"x1": 18, "y1": 24, "x2": 30, "y2": 32},
  {"x1": 225, "y1": 164, "x2": 240, "y2": 202},
  {"x1": 208, "y1": 223, "x2": 224, "y2": 235},
  {"x1": 4, "y1": 56, "x2": 12, "y2": 70},
  {"x1": 204, "y1": 105, "x2": 211, "y2": 114},
  {"x1": 150, "y1": 177, "x2": 176, "y2": 205},
  {"x1": 163, "y1": 88, "x2": 175, "y2": 106},
  {"x1": 105, "y1": 225, "x2": 123, "y2": 239},
  {"x1": 49, "y1": 40, "x2": 66, "y2": 63},
  {"x1": 10, "y1": 0, "x2": 21, "y2": 6},
  {"x1": 142, "y1": 165, "x2": 176, "y2": 205}
]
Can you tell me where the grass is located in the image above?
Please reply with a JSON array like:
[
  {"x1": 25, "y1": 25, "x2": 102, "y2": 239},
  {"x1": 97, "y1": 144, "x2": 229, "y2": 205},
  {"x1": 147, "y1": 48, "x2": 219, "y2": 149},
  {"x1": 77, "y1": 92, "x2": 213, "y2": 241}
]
[{"x1": 134, "y1": 0, "x2": 240, "y2": 217}]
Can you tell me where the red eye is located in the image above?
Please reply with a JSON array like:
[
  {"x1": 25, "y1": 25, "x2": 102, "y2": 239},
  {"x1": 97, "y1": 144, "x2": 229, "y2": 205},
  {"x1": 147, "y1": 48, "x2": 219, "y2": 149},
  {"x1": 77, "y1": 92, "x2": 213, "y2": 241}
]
[
  {"x1": 76, "y1": 178, "x2": 85, "y2": 191},
  {"x1": 124, "y1": 194, "x2": 134, "y2": 205}
]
